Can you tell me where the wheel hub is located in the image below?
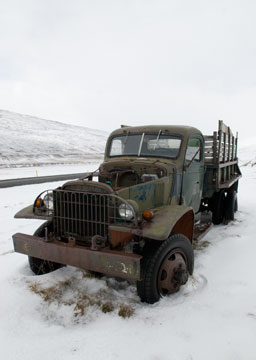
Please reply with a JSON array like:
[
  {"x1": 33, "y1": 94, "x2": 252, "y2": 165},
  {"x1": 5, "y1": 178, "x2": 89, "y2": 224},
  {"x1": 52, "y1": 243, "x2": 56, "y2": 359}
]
[
  {"x1": 158, "y1": 252, "x2": 188, "y2": 295},
  {"x1": 173, "y1": 268, "x2": 189, "y2": 285}
]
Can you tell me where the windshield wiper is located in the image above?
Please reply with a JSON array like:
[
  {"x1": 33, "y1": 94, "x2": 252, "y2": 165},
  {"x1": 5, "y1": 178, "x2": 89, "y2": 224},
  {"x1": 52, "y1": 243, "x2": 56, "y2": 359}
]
[
  {"x1": 124, "y1": 131, "x2": 130, "y2": 145},
  {"x1": 153, "y1": 129, "x2": 162, "y2": 150},
  {"x1": 138, "y1": 133, "x2": 145, "y2": 156}
]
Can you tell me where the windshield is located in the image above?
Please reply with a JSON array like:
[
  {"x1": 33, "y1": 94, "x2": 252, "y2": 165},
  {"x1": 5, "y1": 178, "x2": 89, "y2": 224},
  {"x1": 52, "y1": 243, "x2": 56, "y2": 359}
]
[{"x1": 109, "y1": 133, "x2": 182, "y2": 159}]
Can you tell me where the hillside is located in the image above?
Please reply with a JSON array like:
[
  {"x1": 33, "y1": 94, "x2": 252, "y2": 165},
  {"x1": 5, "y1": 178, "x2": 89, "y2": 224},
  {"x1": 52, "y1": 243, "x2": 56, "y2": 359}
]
[
  {"x1": 0, "y1": 110, "x2": 108, "y2": 167},
  {"x1": 239, "y1": 138, "x2": 256, "y2": 166}
]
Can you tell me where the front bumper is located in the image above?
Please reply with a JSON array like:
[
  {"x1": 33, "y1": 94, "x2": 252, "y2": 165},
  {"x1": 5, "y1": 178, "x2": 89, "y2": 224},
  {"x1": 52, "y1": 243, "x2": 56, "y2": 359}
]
[{"x1": 12, "y1": 233, "x2": 141, "y2": 280}]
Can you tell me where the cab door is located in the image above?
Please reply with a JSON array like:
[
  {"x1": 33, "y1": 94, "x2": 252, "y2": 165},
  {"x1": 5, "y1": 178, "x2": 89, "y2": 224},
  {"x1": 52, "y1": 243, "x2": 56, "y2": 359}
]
[{"x1": 182, "y1": 135, "x2": 204, "y2": 213}]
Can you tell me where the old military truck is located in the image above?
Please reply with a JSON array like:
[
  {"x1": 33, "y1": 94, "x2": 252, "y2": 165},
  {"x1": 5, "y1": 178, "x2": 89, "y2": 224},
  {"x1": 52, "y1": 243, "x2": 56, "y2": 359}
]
[{"x1": 13, "y1": 121, "x2": 241, "y2": 304}]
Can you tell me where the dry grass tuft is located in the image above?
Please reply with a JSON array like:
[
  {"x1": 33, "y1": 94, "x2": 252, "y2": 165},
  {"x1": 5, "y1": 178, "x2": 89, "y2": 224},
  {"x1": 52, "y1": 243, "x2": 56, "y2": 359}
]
[
  {"x1": 28, "y1": 273, "x2": 136, "y2": 321},
  {"x1": 29, "y1": 280, "x2": 71, "y2": 303},
  {"x1": 193, "y1": 239, "x2": 210, "y2": 251},
  {"x1": 29, "y1": 282, "x2": 60, "y2": 302},
  {"x1": 118, "y1": 304, "x2": 134, "y2": 318},
  {"x1": 101, "y1": 302, "x2": 114, "y2": 313},
  {"x1": 74, "y1": 294, "x2": 101, "y2": 317}
]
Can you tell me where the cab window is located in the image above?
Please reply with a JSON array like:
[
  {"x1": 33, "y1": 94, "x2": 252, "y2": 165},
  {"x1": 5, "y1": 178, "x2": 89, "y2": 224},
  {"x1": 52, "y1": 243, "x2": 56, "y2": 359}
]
[{"x1": 185, "y1": 138, "x2": 201, "y2": 162}]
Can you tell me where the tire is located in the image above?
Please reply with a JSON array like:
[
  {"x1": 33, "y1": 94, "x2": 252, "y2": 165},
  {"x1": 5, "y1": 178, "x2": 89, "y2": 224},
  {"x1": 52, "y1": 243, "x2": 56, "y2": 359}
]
[
  {"x1": 211, "y1": 190, "x2": 226, "y2": 225},
  {"x1": 225, "y1": 191, "x2": 237, "y2": 221},
  {"x1": 234, "y1": 196, "x2": 238, "y2": 212},
  {"x1": 137, "y1": 234, "x2": 194, "y2": 304},
  {"x1": 28, "y1": 221, "x2": 64, "y2": 275}
]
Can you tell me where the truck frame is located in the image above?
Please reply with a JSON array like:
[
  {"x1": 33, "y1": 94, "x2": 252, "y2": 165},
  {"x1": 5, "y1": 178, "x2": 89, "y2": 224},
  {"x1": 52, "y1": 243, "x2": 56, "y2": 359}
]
[{"x1": 13, "y1": 120, "x2": 241, "y2": 303}]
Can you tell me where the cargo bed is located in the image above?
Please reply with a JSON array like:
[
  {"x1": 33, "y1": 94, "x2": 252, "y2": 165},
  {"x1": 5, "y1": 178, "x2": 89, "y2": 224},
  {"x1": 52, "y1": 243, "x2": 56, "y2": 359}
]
[{"x1": 203, "y1": 120, "x2": 241, "y2": 196}]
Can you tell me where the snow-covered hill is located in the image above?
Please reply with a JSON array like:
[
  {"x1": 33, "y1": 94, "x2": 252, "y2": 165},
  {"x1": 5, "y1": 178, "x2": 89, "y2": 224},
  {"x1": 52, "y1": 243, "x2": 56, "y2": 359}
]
[
  {"x1": 0, "y1": 110, "x2": 108, "y2": 168},
  {"x1": 1, "y1": 109, "x2": 254, "y2": 169},
  {"x1": 239, "y1": 138, "x2": 256, "y2": 166}
]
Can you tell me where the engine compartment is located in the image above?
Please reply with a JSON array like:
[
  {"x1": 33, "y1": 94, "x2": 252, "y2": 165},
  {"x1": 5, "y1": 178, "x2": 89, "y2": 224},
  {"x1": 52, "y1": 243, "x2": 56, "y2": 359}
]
[{"x1": 98, "y1": 159, "x2": 168, "y2": 190}]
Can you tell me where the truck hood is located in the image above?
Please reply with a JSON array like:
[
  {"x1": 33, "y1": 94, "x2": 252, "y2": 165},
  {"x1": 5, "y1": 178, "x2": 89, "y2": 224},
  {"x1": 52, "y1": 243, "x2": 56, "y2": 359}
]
[
  {"x1": 116, "y1": 174, "x2": 174, "y2": 212},
  {"x1": 99, "y1": 157, "x2": 174, "y2": 177}
]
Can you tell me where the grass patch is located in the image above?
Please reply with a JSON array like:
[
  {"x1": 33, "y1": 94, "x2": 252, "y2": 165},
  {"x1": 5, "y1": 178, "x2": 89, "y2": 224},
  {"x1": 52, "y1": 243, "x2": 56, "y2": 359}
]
[
  {"x1": 193, "y1": 239, "x2": 210, "y2": 251},
  {"x1": 101, "y1": 302, "x2": 114, "y2": 313},
  {"x1": 118, "y1": 305, "x2": 134, "y2": 318},
  {"x1": 28, "y1": 276, "x2": 136, "y2": 321}
]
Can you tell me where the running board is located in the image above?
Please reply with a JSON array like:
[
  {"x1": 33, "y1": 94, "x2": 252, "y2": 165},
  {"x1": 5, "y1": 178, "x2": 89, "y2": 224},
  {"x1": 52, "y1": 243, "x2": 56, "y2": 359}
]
[{"x1": 193, "y1": 222, "x2": 213, "y2": 242}]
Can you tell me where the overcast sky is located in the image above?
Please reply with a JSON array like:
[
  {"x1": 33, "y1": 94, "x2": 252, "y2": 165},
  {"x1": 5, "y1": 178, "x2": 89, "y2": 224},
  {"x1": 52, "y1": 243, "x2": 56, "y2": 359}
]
[{"x1": 0, "y1": 0, "x2": 255, "y2": 141}]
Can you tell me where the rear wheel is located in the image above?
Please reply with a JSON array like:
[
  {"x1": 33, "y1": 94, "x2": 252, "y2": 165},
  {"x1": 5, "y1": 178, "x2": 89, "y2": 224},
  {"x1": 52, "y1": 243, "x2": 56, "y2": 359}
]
[
  {"x1": 28, "y1": 221, "x2": 64, "y2": 275},
  {"x1": 211, "y1": 190, "x2": 226, "y2": 225},
  {"x1": 137, "y1": 234, "x2": 194, "y2": 304},
  {"x1": 225, "y1": 190, "x2": 237, "y2": 221}
]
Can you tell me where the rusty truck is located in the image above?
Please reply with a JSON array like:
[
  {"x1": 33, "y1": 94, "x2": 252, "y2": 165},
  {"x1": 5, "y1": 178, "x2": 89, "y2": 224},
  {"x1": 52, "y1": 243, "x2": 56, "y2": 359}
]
[{"x1": 13, "y1": 120, "x2": 241, "y2": 304}]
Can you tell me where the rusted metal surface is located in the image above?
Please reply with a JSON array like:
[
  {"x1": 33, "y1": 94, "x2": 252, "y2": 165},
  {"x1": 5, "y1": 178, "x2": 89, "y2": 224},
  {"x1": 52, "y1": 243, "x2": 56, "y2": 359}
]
[
  {"x1": 193, "y1": 222, "x2": 213, "y2": 242},
  {"x1": 52, "y1": 189, "x2": 137, "y2": 247},
  {"x1": 109, "y1": 228, "x2": 134, "y2": 248},
  {"x1": 63, "y1": 179, "x2": 113, "y2": 194},
  {"x1": 138, "y1": 205, "x2": 194, "y2": 241},
  {"x1": 172, "y1": 209, "x2": 194, "y2": 241},
  {"x1": 91, "y1": 235, "x2": 106, "y2": 251},
  {"x1": 108, "y1": 206, "x2": 194, "y2": 242},
  {"x1": 158, "y1": 250, "x2": 188, "y2": 295},
  {"x1": 13, "y1": 232, "x2": 141, "y2": 280}
]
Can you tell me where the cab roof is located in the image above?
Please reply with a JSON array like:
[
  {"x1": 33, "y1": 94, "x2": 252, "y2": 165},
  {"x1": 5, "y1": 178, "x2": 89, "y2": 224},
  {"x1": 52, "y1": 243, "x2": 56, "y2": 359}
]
[{"x1": 109, "y1": 125, "x2": 203, "y2": 138}]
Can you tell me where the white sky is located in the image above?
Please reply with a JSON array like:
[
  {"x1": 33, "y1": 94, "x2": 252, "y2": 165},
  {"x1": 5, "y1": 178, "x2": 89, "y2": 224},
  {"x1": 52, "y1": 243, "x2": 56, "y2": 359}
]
[{"x1": 0, "y1": 0, "x2": 255, "y2": 140}]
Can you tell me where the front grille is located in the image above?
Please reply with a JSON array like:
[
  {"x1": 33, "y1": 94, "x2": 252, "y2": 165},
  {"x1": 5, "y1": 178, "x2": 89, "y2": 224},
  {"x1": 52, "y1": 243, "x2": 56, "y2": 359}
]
[{"x1": 53, "y1": 189, "x2": 135, "y2": 246}]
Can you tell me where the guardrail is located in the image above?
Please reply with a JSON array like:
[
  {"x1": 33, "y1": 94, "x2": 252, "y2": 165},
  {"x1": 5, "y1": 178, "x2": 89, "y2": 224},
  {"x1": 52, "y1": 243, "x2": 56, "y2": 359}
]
[{"x1": 0, "y1": 173, "x2": 88, "y2": 188}]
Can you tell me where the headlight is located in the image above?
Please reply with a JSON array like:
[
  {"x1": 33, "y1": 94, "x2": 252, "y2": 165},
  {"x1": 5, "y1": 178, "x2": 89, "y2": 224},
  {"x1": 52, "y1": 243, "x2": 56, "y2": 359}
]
[
  {"x1": 34, "y1": 190, "x2": 54, "y2": 216},
  {"x1": 119, "y1": 203, "x2": 134, "y2": 220},
  {"x1": 43, "y1": 192, "x2": 54, "y2": 211}
]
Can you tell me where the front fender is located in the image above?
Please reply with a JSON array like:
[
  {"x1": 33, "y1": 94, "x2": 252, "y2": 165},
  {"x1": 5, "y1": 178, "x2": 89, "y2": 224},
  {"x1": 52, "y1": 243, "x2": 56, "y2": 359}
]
[
  {"x1": 110, "y1": 205, "x2": 194, "y2": 242},
  {"x1": 14, "y1": 204, "x2": 53, "y2": 220},
  {"x1": 141, "y1": 205, "x2": 194, "y2": 241}
]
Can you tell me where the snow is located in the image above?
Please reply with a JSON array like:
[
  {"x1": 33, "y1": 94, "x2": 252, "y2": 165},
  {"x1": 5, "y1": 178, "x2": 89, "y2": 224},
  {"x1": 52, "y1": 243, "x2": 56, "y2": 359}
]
[
  {"x1": 0, "y1": 110, "x2": 108, "y2": 168},
  {"x1": 0, "y1": 165, "x2": 256, "y2": 359}
]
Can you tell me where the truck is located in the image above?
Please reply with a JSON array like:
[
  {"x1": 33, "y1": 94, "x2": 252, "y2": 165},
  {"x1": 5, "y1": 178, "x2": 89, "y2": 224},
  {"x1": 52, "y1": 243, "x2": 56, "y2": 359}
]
[{"x1": 13, "y1": 120, "x2": 241, "y2": 304}]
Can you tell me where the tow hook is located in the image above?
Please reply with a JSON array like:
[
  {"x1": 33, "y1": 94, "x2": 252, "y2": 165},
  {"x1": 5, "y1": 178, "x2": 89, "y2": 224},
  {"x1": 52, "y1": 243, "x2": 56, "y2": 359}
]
[{"x1": 91, "y1": 235, "x2": 106, "y2": 251}]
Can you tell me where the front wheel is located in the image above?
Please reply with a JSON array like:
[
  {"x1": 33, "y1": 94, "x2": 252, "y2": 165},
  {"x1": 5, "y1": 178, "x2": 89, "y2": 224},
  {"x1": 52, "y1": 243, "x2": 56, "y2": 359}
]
[
  {"x1": 28, "y1": 221, "x2": 64, "y2": 275},
  {"x1": 137, "y1": 234, "x2": 194, "y2": 304},
  {"x1": 28, "y1": 255, "x2": 63, "y2": 275}
]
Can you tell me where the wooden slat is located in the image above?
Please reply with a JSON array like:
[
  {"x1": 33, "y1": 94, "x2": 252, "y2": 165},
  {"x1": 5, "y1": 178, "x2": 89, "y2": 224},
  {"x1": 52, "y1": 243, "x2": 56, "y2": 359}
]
[{"x1": 204, "y1": 121, "x2": 238, "y2": 166}]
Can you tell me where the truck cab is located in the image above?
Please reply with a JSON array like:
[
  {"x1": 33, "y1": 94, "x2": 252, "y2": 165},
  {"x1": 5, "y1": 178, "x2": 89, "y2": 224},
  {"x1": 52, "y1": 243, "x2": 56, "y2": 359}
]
[{"x1": 101, "y1": 125, "x2": 205, "y2": 212}]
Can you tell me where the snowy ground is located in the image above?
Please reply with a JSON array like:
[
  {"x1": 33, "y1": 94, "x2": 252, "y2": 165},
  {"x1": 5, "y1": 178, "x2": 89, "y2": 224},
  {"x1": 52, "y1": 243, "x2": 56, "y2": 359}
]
[
  {"x1": 0, "y1": 163, "x2": 100, "y2": 180},
  {"x1": 0, "y1": 164, "x2": 255, "y2": 359}
]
